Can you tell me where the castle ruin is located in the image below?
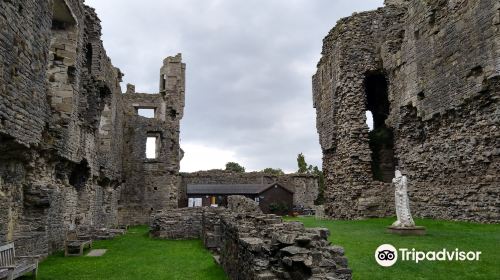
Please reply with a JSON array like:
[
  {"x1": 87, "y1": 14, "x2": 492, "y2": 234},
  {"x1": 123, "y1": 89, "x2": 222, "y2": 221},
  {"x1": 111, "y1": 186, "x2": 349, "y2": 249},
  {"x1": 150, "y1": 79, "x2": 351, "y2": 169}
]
[
  {"x1": 313, "y1": 0, "x2": 499, "y2": 222},
  {"x1": 0, "y1": 0, "x2": 184, "y2": 256},
  {"x1": 1, "y1": 0, "x2": 498, "y2": 274}
]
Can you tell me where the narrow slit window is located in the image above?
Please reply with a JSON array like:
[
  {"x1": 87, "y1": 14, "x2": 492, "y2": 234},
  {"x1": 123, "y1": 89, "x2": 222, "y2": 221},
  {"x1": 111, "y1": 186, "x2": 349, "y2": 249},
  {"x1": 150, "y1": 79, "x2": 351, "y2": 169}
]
[
  {"x1": 161, "y1": 74, "x2": 167, "y2": 91},
  {"x1": 137, "y1": 108, "x2": 155, "y2": 118},
  {"x1": 146, "y1": 137, "x2": 157, "y2": 159},
  {"x1": 85, "y1": 43, "x2": 92, "y2": 72}
]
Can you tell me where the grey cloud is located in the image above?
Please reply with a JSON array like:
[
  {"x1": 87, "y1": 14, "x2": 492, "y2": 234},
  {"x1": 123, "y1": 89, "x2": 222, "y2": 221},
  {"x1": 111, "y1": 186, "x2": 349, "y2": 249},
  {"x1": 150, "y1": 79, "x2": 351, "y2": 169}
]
[{"x1": 86, "y1": 0, "x2": 384, "y2": 172}]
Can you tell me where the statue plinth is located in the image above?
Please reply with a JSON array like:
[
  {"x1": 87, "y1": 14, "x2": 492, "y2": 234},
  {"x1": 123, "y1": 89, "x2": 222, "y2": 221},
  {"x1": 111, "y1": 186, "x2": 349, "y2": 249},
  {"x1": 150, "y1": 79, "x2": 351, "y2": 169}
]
[{"x1": 387, "y1": 226, "x2": 426, "y2": 236}]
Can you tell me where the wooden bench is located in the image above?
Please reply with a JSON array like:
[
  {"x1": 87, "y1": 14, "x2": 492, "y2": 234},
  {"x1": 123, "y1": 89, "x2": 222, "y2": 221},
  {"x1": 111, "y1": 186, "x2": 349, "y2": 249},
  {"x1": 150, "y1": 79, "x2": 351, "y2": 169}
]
[
  {"x1": 0, "y1": 243, "x2": 38, "y2": 280},
  {"x1": 64, "y1": 230, "x2": 92, "y2": 257},
  {"x1": 117, "y1": 224, "x2": 129, "y2": 231},
  {"x1": 93, "y1": 227, "x2": 126, "y2": 240},
  {"x1": 108, "y1": 227, "x2": 126, "y2": 236}
]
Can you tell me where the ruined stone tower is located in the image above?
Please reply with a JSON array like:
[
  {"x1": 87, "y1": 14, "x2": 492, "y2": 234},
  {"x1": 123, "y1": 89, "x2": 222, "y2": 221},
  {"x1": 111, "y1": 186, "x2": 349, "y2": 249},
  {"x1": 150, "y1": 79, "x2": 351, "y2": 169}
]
[
  {"x1": 0, "y1": 0, "x2": 185, "y2": 256},
  {"x1": 313, "y1": 0, "x2": 499, "y2": 223},
  {"x1": 118, "y1": 54, "x2": 185, "y2": 225}
]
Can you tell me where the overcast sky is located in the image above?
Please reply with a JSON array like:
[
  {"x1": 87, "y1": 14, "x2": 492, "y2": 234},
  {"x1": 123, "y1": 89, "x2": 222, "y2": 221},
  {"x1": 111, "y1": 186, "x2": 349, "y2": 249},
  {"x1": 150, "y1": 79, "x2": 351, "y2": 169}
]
[{"x1": 85, "y1": 0, "x2": 383, "y2": 173}]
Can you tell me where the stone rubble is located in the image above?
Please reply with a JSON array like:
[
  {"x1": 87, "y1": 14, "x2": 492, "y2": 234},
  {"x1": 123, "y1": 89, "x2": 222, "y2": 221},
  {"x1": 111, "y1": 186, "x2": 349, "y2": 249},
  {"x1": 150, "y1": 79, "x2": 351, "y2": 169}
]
[{"x1": 151, "y1": 196, "x2": 352, "y2": 280}]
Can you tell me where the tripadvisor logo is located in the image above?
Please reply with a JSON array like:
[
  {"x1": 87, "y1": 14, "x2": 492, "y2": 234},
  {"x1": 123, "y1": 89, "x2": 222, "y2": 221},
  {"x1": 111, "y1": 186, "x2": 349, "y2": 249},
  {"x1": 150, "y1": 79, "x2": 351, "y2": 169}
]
[
  {"x1": 375, "y1": 244, "x2": 482, "y2": 267},
  {"x1": 375, "y1": 244, "x2": 398, "y2": 267}
]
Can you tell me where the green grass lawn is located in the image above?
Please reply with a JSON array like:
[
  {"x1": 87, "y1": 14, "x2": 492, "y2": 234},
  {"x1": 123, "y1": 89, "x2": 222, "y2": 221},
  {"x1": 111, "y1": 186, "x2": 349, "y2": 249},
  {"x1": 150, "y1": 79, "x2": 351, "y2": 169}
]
[
  {"x1": 35, "y1": 226, "x2": 227, "y2": 280},
  {"x1": 287, "y1": 217, "x2": 500, "y2": 280},
  {"x1": 30, "y1": 219, "x2": 499, "y2": 280}
]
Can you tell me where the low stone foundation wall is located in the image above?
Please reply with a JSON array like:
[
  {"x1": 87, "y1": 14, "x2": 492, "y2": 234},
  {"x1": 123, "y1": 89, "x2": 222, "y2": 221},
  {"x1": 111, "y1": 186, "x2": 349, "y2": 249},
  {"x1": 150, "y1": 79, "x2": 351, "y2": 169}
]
[
  {"x1": 202, "y1": 208, "x2": 226, "y2": 250},
  {"x1": 218, "y1": 214, "x2": 351, "y2": 280},
  {"x1": 150, "y1": 208, "x2": 204, "y2": 239},
  {"x1": 150, "y1": 206, "x2": 351, "y2": 280},
  {"x1": 314, "y1": 205, "x2": 326, "y2": 220}
]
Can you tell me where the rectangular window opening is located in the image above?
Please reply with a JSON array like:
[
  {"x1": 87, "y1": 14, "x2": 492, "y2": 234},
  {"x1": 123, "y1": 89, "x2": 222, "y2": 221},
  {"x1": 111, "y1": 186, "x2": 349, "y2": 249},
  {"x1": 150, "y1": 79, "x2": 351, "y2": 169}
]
[
  {"x1": 137, "y1": 108, "x2": 156, "y2": 118},
  {"x1": 146, "y1": 136, "x2": 158, "y2": 159}
]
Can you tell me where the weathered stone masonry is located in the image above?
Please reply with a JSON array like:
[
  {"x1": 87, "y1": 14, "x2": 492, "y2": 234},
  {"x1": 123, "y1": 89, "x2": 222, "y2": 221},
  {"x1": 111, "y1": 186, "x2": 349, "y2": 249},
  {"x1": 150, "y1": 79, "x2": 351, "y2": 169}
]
[
  {"x1": 0, "y1": 0, "x2": 185, "y2": 256},
  {"x1": 151, "y1": 202, "x2": 352, "y2": 280},
  {"x1": 313, "y1": 0, "x2": 499, "y2": 222},
  {"x1": 119, "y1": 55, "x2": 185, "y2": 225},
  {"x1": 0, "y1": 0, "x2": 123, "y2": 256}
]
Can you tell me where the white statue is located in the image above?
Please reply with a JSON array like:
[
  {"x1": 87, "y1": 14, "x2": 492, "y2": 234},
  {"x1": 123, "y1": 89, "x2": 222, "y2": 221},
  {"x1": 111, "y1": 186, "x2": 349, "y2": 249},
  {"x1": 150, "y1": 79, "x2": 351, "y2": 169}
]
[{"x1": 391, "y1": 170, "x2": 415, "y2": 227}]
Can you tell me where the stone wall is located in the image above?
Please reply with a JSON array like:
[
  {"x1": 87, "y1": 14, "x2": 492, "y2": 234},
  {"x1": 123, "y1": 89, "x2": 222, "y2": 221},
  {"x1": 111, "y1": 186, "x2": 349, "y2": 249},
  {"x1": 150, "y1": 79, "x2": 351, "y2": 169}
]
[
  {"x1": 118, "y1": 54, "x2": 185, "y2": 225},
  {"x1": 180, "y1": 170, "x2": 319, "y2": 208},
  {"x1": 150, "y1": 205, "x2": 351, "y2": 280},
  {"x1": 227, "y1": 195, "x2": 262, "y2": 214},
  {"x1": 0, "y1": 0, "x2": 184, "y2": 256},
  {"x1": 218, "y1": 214, "x2": 350, "y2": 280},
  {"x1": 150, "y1": 208, "x2": 203, "y2": 240},
  {"x1": 313, "y1": 0, "x2": 499, "y2": 222},
  {"x1": 0, "y1": 0, "x2": 125, "y2": 256},
  {"x1": 149, "y1": 196, "x2": 261, "y2": 241}
]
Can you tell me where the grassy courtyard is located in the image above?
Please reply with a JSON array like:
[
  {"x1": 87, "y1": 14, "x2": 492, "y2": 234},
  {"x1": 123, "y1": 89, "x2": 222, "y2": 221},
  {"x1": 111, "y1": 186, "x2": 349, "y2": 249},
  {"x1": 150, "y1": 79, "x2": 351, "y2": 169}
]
[
  {"x1": 35, "y1": 226, "x2": 226, "y2": 280},
  {"x1": 32, "y1": 219, "x2": 499, "y2": 280},
  {"x1": 288, "y1": 217, "x2": 500, "y2": 280}
]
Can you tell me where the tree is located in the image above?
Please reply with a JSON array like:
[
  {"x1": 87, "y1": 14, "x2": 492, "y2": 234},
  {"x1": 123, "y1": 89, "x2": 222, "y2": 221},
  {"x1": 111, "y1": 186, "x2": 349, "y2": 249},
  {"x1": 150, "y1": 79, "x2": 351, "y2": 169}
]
[
  {"x1": 297, "y1": 153, "x2": 325, "y2": 205},
  {"x1": 297, "y1": 153, "x2": 314, "y2": 174},
  {"x1": 225, "y1": 162, "x2": 245, "y2": 173},
  {"x1": 297, "y1": 153, "x2": 308, "y2": 174},
  {"x1": 262, "y1": 168, "x2": 285, "y2": 176}
]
